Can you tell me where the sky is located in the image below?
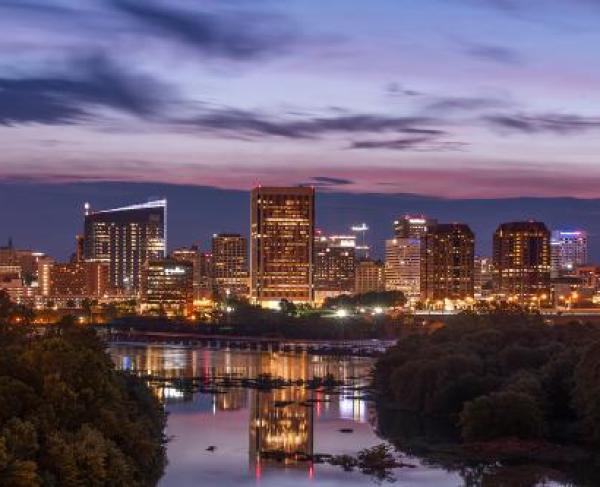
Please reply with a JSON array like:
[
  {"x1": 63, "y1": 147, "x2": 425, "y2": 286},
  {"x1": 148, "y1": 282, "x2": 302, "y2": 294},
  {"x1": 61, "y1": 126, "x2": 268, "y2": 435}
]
[{"x1": 1, "y1": 0, "x2": 600, "y2": 198}]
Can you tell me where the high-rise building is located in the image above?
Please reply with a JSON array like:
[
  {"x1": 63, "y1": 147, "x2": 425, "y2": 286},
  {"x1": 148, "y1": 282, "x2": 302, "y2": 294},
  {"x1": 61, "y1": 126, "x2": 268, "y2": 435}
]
[
  {"x1": 314, "y1": 233, "x2": 356, "y2": 298},
  {"x1": 385, "y1": 215, "x2": 437, "y2": 299},
  {"x1": 385, "y1": 237, "x2": 421, "y2": 298},
  {"x1": 197, "y1": 252, "x2": 213, "y2": 298},
  {"x1": 140, "y1": 259, "x2": 193, "y2": 316},
  {"x1": 0, "y1": 264, "x2": 24, "y2": 304},
  {"x1": 421, "y1": 223, "x2": 475, "y2": 302},
  {"x1": 170, "y1": 246, "x2": 202, "y2": 298},
  {"x1": 83, "y1": 200, "x2": 166, "y2": 293},
  {"x1": 551, "y1": 230, "x2": 588, "y2": 277},
  {"x1": 211, "y1": 234, "x2": 249, "y2": 298},
  {"x1": 493, "y1": 221, "x2": 551, "y2": 301},
  {"x1": 250, "y1": 186, "x2": 315, "y2": 306},
  {"x1": 394, "y1": 215, "x2": 437, "y2": 238},
  {"x1": 354, "y1": 259, "x2": 385, "y2": 294}
]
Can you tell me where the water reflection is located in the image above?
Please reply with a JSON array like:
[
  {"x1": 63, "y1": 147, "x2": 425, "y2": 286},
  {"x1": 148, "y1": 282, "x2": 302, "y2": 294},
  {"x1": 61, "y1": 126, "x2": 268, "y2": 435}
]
[{"x1": 113, "y1": 344, "x2": 573, "y2": 487}]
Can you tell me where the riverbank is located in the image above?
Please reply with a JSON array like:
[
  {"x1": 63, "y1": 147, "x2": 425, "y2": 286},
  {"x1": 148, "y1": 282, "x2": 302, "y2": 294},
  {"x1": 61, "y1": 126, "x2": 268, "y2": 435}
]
[{"x1": 373, "y1": 309, "x2": 600, "y2": 483}]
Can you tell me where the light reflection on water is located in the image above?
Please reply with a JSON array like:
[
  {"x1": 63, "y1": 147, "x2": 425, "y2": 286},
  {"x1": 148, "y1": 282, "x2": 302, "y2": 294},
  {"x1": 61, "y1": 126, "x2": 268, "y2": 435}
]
[{"x1": 109, "y1": 344, "x2": 566, "y2": 487}]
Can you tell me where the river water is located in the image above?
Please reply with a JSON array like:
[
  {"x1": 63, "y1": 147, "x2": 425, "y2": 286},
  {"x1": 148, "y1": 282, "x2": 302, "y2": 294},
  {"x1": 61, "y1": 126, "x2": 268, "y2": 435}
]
[{"x1": 109, "y1": 344, "x2": 572, "y2": 487}]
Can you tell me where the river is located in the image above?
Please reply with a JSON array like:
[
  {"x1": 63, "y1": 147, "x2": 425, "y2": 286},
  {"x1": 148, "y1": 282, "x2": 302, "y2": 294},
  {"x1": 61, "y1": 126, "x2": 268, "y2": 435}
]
[{"x1": 109, "y1": 344, "x2": 574, "y2": 486}]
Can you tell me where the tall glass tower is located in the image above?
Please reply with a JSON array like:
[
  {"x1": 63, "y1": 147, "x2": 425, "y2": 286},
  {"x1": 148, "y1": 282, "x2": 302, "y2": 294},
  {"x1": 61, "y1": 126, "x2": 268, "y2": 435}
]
[{"x1": 83, "y1": 200, "x2": 166, "y2": 293}]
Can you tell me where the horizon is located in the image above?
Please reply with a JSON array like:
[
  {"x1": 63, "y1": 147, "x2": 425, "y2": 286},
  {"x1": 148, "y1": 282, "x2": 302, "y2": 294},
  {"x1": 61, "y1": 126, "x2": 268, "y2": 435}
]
[{"x1": 1, "y1": 180, "x2": 598, "y2": 262}]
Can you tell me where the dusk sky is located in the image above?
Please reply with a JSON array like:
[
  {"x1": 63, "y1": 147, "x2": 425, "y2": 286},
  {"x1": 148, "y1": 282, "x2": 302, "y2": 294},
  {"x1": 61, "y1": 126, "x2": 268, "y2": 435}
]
[{"x1": 2, "y1": 0, "x2": 600, "y2": 198}]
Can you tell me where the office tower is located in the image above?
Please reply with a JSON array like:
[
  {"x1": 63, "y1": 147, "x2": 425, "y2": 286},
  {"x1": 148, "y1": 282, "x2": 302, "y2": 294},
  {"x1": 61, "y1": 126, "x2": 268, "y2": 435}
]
[
  {"x1": 354, "y1": 259, "x2": 386, "y2": 294},
  {"x1": 140, "y1": 259, "x2": 193, "y2": 316},
  {"x1": 474, "y1": 256, "x2": 494, "y2": 298},
  {"x1": 314, "y1": 233, "x2": 356, "y2": 299},
  {"x1": 211, "y1": 234, "x2": 249, "y2": 298},
  {"x1": 551, "y1": 230, "x2": 588, "y2": 277},
  {"x1": 421, "y1": 223, "x2": 475, "y2": 301},
  {"x1": 250, "y1": 186, "x2": 315, "y2": 306},
  {"x1": 493, "y1": 221, "x2": 551, "y2": 301},
  {"x1": 49, "y1": 261, "x2": 109, "y2": 305},
  {"x1": 394, "y1": 215, "x2": 437, "y2": 238},
  {"x1": 385, "y1": 215, "x2": 437, "y2": 299},
  {"x1": 83, "y1": 200, "x2": 166, "y2": 293},
  {"x1": 385, "y1": 237, "x2": 421, "y2": 298},
  {"x1": 37, "y1": 256, "x2": 54, "y2": 298}
]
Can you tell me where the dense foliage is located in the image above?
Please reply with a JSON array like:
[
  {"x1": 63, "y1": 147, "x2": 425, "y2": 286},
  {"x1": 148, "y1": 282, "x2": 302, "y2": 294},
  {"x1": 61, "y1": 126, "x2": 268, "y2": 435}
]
[
  {"x1": 374, "y1": 307, "x2": 600, "y2": 447},
  {"x1": 0, "y1": 292, "x2": 166, "y2": 486}
]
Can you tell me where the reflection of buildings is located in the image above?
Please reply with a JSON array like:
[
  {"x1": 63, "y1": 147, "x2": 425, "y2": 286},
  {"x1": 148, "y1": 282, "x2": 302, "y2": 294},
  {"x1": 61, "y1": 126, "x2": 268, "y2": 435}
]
[{"x1": 250, "y1": 388, "x2": 313, "y2": 468}]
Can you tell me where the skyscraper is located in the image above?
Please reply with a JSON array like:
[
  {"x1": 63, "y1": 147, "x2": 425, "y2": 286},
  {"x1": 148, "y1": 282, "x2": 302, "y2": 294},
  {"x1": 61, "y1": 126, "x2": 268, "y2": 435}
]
[
  {"x1": 386, "y1": 215, "x2": 437, "y2": 299},
  {"x1": 551, "y1": 230, "x2": 588, "y2": 277},
  {"x1": 421, "y1": 223, "x2": 475, "y2": 302},
  {"x1": 83, "y1": 200, "x2": 166, "y2": 293},
  {"x1": 394, "y1": 215, "x2": 437, "y2": 238},
  {"x1": 250, "y1": 186, "x2": 315, "y2": 306},
  {"x1": 493, "y1": 221, "x2": 551, "y2": 301},
  {"x1": 314, "y1": 233, "x2": 356, "y2": 300},
  {"x1": 211, "y1": 233, "x2": 249, "y2": 298}
]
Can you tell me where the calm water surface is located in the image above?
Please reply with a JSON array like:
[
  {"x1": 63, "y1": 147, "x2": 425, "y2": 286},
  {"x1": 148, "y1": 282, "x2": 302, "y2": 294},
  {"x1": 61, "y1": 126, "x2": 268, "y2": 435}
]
[{"x1": 109, "y1": 344, "x2": 569, "y2": 487}]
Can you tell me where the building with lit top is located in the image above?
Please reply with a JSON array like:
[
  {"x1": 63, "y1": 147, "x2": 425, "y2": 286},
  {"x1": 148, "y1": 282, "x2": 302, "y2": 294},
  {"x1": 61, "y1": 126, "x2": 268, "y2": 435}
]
[
  {"x1": 140, "y1": 259, "x2": 193, "y2": 316},
  {"x1": 211, "y1": 233, "x2": 249, "y2": 298},
  {"x1": 421, "y1": 223, "x2": 475, "y2": 302},
  {"x1": 493, "y1": 221, "x2": 551, "y2": 302},
  {"x1": 551, "y1": 230, "x2": 588, "y2": 277},
  {"x1": 354, "y1": 259, "x2": 385, "y2": 294},
  {"x1": 394, "y1": 215, "x2": 437, "y2": 238},
  {"x1": 314, "y1": 232, "x2": 356, "y2": 300},
  {"x1": 250, "y1": 186, "x2": 315, "y2": 306},
  {"x1": 83, "y1": 200, "x2": 166, "y2": 294},
  {"x1": 385, "y1": 215, "x2": 437, "y2": 299},
  {"x1": 474, "y1": 256, "x2": 494, "y2": 298}
]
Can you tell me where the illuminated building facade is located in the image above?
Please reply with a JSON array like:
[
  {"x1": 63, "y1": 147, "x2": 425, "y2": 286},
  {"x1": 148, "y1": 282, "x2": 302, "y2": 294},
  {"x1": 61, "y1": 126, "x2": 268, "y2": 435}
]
[
  {"x1": 354, "y1": 259, "x2": 385, "y2": 294},
  {"x1": 0, "y1": 264, "x2": 24, "y2": 303},
  {"x1": 386, "y1": 215, "x2": 437, "y2": 299},
  {"x1": 493, "y1": 221, "x2": 551, "y2": 301},
  {"x1": 250, "y1": 187, "x2": 315, "y2": 306},
  {"x1": 551, "y1": 230, "x2": 588, "y2": 277},
  {"x1": 421, "y1": 223, "x2": 475, "y2": 301},
  {"x1": 394, "y1": 215, "x2": 437, "y2": 238},
  {"x1": 314, "y1": 233, "x2": 356, "y2": 298},
  {"x1": 48, "y1": 261, "x2": 109, "y2": 304},
  {"x1": 211, "y1": 234, "x2": 249, "y2": 298},
  {"x1": 83, "y1": 200, "x2": 166, "y2": 293},
  {"x1": 140, "y1": 259, "x2": 193, "y2": 315},
  {"x1": 385, "y1": 238, "x2": 421, "y2": 297}
]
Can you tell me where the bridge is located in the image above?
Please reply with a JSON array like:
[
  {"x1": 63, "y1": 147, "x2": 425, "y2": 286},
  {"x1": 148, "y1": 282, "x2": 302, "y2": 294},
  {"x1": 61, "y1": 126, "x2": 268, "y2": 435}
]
[{"x1": 103, "y1": 329, "x2": 396, "y2": 357}]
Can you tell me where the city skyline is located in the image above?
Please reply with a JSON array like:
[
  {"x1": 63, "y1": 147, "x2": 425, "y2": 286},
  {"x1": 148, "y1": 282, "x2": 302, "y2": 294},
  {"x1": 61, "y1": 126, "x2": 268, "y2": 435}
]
[{"x1": 1, "y1": 1, "x2": 600, "y2": 198}]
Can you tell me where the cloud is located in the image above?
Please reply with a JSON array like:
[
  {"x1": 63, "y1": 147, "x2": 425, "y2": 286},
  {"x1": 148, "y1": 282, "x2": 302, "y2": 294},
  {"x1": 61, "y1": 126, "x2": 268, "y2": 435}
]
[
  {"x1": 464, "y1": 43, "x2": 522, "y2": 64},
  {"x1": 180, "y1": 109, "x2": 438, "y2": 139},
  {"x1": 485, "y1": 113, "x2": 600, "y2": 134},
  {"x1": 0, "y1": 55, "x2": 169, "y2": 125},
  {"x1": 425, "y1": 96, "x2": 508, "y2": 113},
  {"x1": 110, "y1": 0, "x2": 298, "y2": 60},
  {"x1": 311, "y1": 176, "x2": 354, "y2": 185},
  {"x1": 348, "y1": 137, "x2": 467, "y2": 151}
]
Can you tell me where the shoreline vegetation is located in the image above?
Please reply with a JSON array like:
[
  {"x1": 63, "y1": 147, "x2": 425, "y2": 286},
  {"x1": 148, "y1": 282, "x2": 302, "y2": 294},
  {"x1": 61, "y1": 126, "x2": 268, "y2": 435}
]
[
  {"x1": 0, "y1": 291, "x2": 166, "y2": 487},
  {"x1": 373, "y1": 307, "x2": 600, "y2": 484}
]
